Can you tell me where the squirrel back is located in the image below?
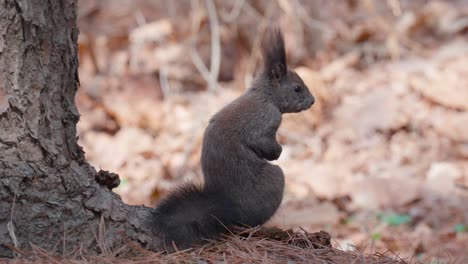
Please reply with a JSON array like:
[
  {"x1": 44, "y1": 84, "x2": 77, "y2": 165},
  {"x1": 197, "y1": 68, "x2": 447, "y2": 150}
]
[{"x1": 154, "y1": 27, "x2": 315, "y2": 250}]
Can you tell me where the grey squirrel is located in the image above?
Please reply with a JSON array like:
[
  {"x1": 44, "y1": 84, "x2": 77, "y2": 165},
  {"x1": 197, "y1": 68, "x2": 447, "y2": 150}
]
[{"x1": 154, "y1": 28, "x2": 315, "y2": 250}]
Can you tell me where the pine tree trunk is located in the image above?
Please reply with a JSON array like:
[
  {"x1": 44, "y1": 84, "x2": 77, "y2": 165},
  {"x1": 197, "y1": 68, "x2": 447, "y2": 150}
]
[{"x1": 0, "y1": 0, "x2": 157, "y2": 257}]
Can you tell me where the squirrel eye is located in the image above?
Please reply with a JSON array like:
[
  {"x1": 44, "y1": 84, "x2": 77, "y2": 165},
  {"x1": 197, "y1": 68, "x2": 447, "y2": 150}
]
[{"x1": 294, "y1": 85, "x2": 302, "y2": 93}]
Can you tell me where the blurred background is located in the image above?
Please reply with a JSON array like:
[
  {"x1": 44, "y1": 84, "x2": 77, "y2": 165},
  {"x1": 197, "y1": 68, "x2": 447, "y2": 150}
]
[{"x1": 76, "y1": 0, "x2": 468, "y2": 262}]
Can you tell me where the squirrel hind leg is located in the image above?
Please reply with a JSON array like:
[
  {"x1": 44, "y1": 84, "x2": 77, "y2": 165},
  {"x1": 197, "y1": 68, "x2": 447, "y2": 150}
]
[{"x1": 240, "y1": 164, "x2": 285, "y2": 227}]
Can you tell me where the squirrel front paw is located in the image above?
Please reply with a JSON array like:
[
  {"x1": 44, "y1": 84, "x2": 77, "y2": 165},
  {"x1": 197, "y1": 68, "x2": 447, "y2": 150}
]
[{"x1": 265, "y1": 143, "x2": 282, "y2": 161}]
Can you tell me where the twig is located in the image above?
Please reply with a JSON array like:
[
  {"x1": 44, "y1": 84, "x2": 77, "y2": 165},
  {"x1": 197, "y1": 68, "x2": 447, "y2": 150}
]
[
  {"x1": 87, "y1": 217, "x2": 107, "y2": 257},
  {"x1": 241, "y1": 1, "x2": 260, "y2": 19},
  {"x1": 219, "y1": 0, "x2": 246, "y2": 23},
  {"x1": 134, "y1": 9, "x2": 146, "y2": 26},
  {"x1": 98, "y1": 214, "x2": 109, "y2": 256},
  {"x1": 29, "y1": 244, "x2": 62, "y2": 264},
  {"x1": 190, "y1": 46, "x2": 213, "y2": 87},
  {"x1": 189, "y1": 1, "x2": 213, "y2": 88},
  {"x1": 7, "y1": 192, "x2": 18, "y2": 256},
  {"x1": 189, "y1": 0, "x2": 221, "y2": 92},
  {"x1": 294, "y1": 0, "x2": 332, "y2": 33},
  {"x1": 244, "y1": 3, "x2": 275, "y2": 87},
  {"x1": 62, "y1": 222, "x2": 67, "y2": 256},
  {"x1": 205, "y1": 0, "x2": 221, "y2": 91},
  {"x1": 81, "y1": 34, "x2": 100, "y2": 75},
  {"x1": 292, "y1": 0, "x2": 305, "y2": 58},
  {"x1": 387, "y1": 0, "x2": 402, "y2": 16},
  {"x1": 190, "y1": 45, "x2": 213, "y2": 82},
  {"x1": 159, "y1": 64, "x2": 171, "y2": 98},
  {"x1": 277, "y1": 0, "x2": 305, "y2": 60}
]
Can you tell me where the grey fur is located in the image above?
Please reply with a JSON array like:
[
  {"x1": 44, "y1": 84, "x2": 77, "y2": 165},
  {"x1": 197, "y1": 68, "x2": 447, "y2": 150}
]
[{"x1": 154, "y1": 28, "x2": 315, "y2": 250}]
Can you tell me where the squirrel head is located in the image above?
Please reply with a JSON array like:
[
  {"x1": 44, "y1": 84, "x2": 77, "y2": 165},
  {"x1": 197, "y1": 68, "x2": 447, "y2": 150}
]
[{"x1": 259, "y1": 28, "x2": 315, "y2": 113}]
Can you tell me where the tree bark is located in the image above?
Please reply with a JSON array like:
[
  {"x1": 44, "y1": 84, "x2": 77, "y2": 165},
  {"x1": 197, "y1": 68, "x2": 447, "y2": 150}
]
[{"x1": 0, "y1": 0, "x2": 157, "y2": 257}]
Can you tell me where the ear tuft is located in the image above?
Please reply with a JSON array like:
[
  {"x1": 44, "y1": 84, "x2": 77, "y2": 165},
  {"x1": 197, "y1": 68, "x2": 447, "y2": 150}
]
[
  {"x1": 272, "y1": 64, "x2": 285, "y2": 79},
  {"x1": 261, "y1": 27, "x2": 287, "y2": 79}
]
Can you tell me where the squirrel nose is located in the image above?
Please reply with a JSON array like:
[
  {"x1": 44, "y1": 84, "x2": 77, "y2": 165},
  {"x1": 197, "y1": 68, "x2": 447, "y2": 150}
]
[{"x1": 309, "y1": 95, "x2": 315, "y2": 107}]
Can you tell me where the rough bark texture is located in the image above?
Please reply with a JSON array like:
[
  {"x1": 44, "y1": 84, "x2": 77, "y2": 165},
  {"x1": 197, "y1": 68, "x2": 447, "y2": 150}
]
[{"x1": 0, "y1": 0, "x2": 157, "y2": 257}]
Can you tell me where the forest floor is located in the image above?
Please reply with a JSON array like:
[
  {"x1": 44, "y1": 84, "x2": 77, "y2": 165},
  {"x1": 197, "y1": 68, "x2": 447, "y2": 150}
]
[{"x1": 14, "y1": 0, "x2": 467, "y2": 263}]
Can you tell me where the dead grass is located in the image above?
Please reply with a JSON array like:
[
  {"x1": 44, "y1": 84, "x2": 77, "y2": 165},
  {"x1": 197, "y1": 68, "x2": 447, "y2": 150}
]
[{"x1": 6, "y1": 229, "x2": 408, "y2": 264}]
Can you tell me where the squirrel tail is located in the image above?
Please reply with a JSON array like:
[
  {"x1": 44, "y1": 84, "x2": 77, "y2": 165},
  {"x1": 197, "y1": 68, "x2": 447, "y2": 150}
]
[{"x1": 154, "y1": 183, "x2": 237, "y2": 249}]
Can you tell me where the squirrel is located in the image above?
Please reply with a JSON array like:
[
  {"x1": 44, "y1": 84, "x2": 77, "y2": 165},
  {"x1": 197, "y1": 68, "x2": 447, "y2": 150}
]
[{"x1": 154, "y1": 28, "x2": 315, "y2": 250}]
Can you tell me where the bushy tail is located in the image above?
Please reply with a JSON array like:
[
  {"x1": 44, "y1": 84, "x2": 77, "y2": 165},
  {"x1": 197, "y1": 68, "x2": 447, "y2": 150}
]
[{"x1": 154, "y1": 183, "x2": 237, "y2": 250}]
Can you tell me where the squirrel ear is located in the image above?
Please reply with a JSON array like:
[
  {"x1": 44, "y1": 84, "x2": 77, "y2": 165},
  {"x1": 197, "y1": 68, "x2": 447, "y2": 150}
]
[
  {"x1": 271, "y1": 63, "x2": 286, "y2": 79},
  {"x1": 262, "y1": 27, "x2": 287, "y2": 80}
]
